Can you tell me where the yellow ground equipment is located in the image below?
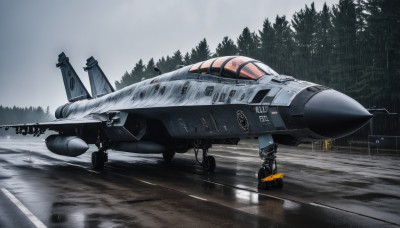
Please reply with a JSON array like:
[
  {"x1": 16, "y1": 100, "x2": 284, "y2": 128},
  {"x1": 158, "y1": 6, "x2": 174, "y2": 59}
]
[{"x1": 261, "y1": 173, "x2": 284, "y2": 182}]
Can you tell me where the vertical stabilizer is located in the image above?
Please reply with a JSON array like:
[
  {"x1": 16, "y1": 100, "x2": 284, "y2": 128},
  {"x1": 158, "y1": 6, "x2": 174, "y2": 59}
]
[
  {"x1": 56, "y1": 52, "x2": 91, "y2": 102},
  {"x1": 84, "y1": 56, "x2": 115, "y2": 98}
]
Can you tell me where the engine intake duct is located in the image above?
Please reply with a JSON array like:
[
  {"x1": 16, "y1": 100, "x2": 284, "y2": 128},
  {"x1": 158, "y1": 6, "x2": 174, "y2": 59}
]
[
  {"x1": 251, "y1": 89, "x2": 270, "y2": 103},
  {"x1": 103, "y1": 112, "x2": 146, "y2": 141}
]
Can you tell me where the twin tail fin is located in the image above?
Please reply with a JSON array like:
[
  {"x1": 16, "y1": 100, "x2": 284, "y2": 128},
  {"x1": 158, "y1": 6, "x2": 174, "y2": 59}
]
[
  {"x1": 84, "y1": 56, "x2": 115, "y2": 98},
  {"x1": 56, "y1": 52, "x2": 91, "y2": 102}
]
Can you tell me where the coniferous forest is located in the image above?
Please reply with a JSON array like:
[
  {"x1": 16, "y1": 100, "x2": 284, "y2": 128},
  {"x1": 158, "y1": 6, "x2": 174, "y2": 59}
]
[
  {"x1": 115, "y1": 0, "x2": 400, "y2": 137},
  {"x1": 0, "y1": 106, "x2": 53, "y2": 136},
  {"x1": 0, "y1": 106, "x2": 52, "y2": 125}
]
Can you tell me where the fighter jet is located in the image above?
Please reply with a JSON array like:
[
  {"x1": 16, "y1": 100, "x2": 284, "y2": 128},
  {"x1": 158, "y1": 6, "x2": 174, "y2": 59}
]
[{"x1": 1, "y1": 53, "x2": 372, "y2": 189}]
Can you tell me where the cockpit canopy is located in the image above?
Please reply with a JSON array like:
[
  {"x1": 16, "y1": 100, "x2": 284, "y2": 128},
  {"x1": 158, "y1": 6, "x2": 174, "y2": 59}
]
[{"x1": 188, "y1": 56, "x2": 278, "y2": 80}]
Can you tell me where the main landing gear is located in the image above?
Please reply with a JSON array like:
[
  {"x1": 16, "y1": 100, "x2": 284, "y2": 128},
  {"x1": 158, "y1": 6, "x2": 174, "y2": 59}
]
[
  {"x1": 92, "y1": 142, "x2": 109, "y2": 170},
  {"x1": 257, "y1": 135, "x2": 283, "y2": 190},
  {"x1": 162, "y1": 150, "x2": 176, "y2": 162},
  {"x1": 193, "y1": 141, "x2": 216, "y2": 172}
]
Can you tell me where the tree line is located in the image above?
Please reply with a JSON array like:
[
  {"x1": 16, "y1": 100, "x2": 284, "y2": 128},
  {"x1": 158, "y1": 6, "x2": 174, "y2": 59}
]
[
  {"x1": 0, "y1": 106, "x2": 54, "y2": 137},
  {"x1": 115, "y1": 0, "x2": 399, "y2": 136},
  {"x1": 0, "y1": 106, "x2": 53, "y2": 125}
]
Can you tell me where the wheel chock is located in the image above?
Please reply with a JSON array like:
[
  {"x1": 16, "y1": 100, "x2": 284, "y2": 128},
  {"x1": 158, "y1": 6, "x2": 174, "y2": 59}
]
[{"x1": 261, "y1": 173, "x2": 284, "y2": 182}]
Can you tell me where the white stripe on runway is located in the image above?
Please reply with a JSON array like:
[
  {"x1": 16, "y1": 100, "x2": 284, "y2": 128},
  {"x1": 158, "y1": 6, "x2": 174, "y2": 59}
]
[
  {"x1": 66, "y1": 162, "x2": 100, "y2": 174},
  {"x1": 1, "y1": 188, "x2": 47, "y2": 228},
  {"x1": 309, "y1": 202, "x2": 339, "y2": 211},
  {"x1": 189, "y1": 195, "x2": 208, "y2": 201},
  {"x1": 138, "y1": 180, "x2": 156, "y2": 185}
]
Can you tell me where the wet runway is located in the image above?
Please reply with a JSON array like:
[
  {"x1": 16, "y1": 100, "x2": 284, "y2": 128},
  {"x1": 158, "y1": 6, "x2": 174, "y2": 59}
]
[{"x1": 0, "y1": 139, "x2": 399, "y2": 227}]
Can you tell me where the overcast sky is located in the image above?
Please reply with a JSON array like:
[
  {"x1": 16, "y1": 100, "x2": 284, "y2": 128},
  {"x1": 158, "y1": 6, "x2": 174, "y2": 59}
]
[{"x1": 0, "y1": 0, "x2": 337, "y2": 112}]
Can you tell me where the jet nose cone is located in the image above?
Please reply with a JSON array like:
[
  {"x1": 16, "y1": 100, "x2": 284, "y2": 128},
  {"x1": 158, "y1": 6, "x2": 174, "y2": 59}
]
[{"x1": 304, "y1": 90, "x2": 372, "y2": 138}]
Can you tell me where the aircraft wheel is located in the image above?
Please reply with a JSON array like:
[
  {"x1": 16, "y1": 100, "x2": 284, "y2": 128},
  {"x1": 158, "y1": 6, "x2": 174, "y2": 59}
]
[
  {"x1": 91, "y1": 152, "x2": 97, "y2": 167},
  {"x1": 91, "y1": 151, "x2": 104, "y2": 170},
  {"x1": 257, "y1": 167, "x2": 272, "y2": 190},
  {"x1": 202, "y1": 156, "x2": 216, "y2": 172},
  {"x1": 275, "y1": 178, "x2": 284, "y2": 189},
  {"x1": 163, "y1": 151, "x2": 175, "y2": 162}
]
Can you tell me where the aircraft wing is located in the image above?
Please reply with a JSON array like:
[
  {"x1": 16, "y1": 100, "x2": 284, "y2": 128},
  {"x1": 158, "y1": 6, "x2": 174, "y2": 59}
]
[{"x1": 0, "y1": 115, "x2": 104, "y2": 136}]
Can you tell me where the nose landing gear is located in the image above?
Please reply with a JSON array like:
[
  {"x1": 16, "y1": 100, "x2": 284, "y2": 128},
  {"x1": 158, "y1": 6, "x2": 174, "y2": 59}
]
[{"x1": 258, "y1": 135, "x2": 283, "y2": 190}]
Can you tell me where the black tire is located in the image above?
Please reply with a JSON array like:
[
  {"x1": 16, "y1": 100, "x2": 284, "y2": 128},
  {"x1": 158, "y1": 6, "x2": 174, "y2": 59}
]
[
  {"x1": 258, "y1": 181, "x2": 267, "y2": 190},
  {"x1": 104, "y1": 153, "x2": 108, "y2": 163},
  {"x1": 163, "y1": 151, "x2": 175, "y2": 162},
  {"x1": 275, "y1": 178, "x2": 284, "y2": 189},
  {"x1": 91, "y1": 151, "x2": 104, "y2": 170},
  {"x1": 257, "y1": 167, "x2": 272, "y2": 190},
  {"x1": 91, "y1": 152, "x2": 97, "y2": 167},
  {"x1": 202, "y1": 156, "x2": 216, "y2": 172}
]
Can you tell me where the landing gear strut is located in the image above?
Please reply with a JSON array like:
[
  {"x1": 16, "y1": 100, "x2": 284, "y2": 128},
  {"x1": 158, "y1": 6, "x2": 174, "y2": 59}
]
[
  {"x1": 194, "y1": 141, "x2": 215, "y2": 172},
  {"x1": 257, "y1": 135, "x2": 283, "y2": 189},
  {"x1": 92, "y1": 142, "x2": 109, "y2": 170}
]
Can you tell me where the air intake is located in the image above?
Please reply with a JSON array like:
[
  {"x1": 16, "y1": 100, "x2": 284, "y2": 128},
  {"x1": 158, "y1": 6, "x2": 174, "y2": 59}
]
[{"x1": 251, "y1": 90, "x2": 270, "y2": 103}]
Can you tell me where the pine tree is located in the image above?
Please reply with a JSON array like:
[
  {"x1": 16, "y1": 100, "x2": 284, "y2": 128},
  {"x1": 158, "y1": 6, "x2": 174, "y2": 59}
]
[
  {"x1": 292, "y1": 3, "x2": 319, "y2": 81},
  {"x1": 363, "y1": 0, "x2": 400, "y2": 111},
  {"x1": 144, "y1": 58, "x2": 156, "y2": 78},
  {"x1": 183, "y1": 52, "x2": 191, "y2": 65},
  {"x1": 115, "y1": 59, "x2": 147, "y2": 89},
  {"x1": 156, "y1": 55, "x2": 174, "y2": 73},
  {"x1": 259, "y1": 18, "x2": 275, "y2": 64},
  {"x1": 271, "y1": 15, "x2": 294, "y2": 74},
  {"x1": 191, "y1": 38, "x2": 212, "y2": 62},
  {"x1": 237, "y1": 27, "x2": 259, "y2": 58},
  {"x1": 115, "y1": 71, "x2": 129, "y2": 90},
  {"x1": 215, "y1": 36, "x2": 238, "y2": 56},
  {"x1": 331, "y1": 0, "x2": 358, "y2": 95},
  {"x1": 315, "y1": 3, "x2": 333, "y2": 85},
  {"x1": 170, "y1": 50, "x2": 184, "y2": 68},
  {"x1": 156, "y1": 56, "x2": 167, "y2": 73},
  {"x1": 130, "y1": 59, "x2": 146, "y2": 83}
]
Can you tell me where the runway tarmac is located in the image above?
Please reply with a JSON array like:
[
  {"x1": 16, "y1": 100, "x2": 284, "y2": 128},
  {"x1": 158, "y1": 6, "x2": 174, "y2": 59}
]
[{"x1": 0, "y1": 138, "x2": 399, "y2": 227}]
